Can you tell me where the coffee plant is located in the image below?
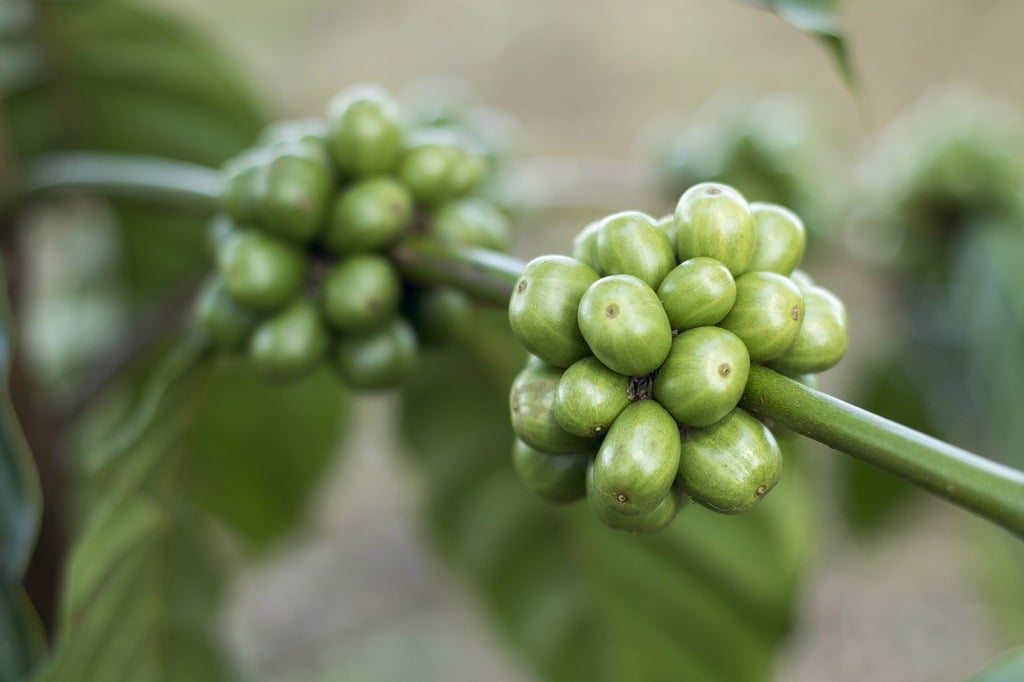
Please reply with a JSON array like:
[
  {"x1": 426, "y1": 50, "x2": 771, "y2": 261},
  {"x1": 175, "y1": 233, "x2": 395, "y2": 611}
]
[{"x1": 0, "y1": 1, "x2": 1022, "y2": 681}]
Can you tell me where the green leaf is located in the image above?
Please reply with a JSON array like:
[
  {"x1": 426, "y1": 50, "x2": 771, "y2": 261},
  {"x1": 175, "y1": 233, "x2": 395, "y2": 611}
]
[
  {"x1": 398, "y1": 310, "x2": 814, "y2": 681},
  {"x1": 740, "y1": 0, "x2": 855, "y2": 88},
  {"x1": 0, "y1": 584, "x2": 46, "y2": 681},
  {"x1": 971, "y1": 645, "x2": 1024, "y2": 682},
  {"x1": 182, "y1": 361, "x2": 349, "y2": 551}
]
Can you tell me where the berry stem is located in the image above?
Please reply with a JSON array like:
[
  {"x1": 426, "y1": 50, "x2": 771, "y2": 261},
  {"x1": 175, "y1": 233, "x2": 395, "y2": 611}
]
[
  {"x1": 741, "y1": 365, "x2": 1024, "y2": 538},
  {"x1": 9, "y1": 152, "x2": 1024, "y2": 537}
]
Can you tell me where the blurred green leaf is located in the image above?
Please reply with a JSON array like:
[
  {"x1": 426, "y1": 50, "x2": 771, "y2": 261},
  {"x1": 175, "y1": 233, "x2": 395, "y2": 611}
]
[
  {"x1": 971, "y1": 645, "x2": 1024, "y2": 682},
  {"x1": 399, "y1": 310, "x2": 814, "y2": 681},
  {"x1": 0, "y1": 584, "x2": 45, "y2": 681},
  {"x1": 740, "y1": 0, "x2": 855, "y2": 88},
  {"x1": 182, "y1": 361, "x2": 349, "y2": 551},
  {"x1": 2, "y1": 0, "x2": 267, "y2": 305}
]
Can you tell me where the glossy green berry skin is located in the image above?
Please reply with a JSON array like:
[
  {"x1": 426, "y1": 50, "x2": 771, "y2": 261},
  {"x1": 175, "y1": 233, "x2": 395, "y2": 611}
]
[
  {"x1": 588, "y1": 466, "x2": 687, "y2": 534},
  {"x1": 577, "y1": 275, "x2": 673, "y2": 377},
  {"x1": 513, "y1": 440, "x2": 590, "y2": 504},
  {"x1": 718, "y1": 271, "x2": 805, "y2": 362},
  {"x1": 594, "y1": 211, "x2": 676, "y2": 289},
  {"x1": 591, "y1": 400, "x2": 681, "y2": 516},
  {"x1": 399, "y1": 130, "x2": 482, "y2": 204},
  {"x1": 221, "y1": 152, "x2": 269, "y2": 224},
  {"x1": 257, "y1": 153, "x2": 332, "y2": 243},
  {"x1": 403, "y1": 286, "x2": 471, "y2": 346},
  {"x1": 428, "y1": 197, "x2": 510, "y2": 251},
  {"x1": 747, "y1": 202, "x2": 806, "y2": 275},
  {"x1": 249, "y1": 299, "x2": 329, "y2": 382},
  {"x1": 768, "y1": 284, "x2": 848, "y2": 374},
  {"x1": 217, "y1": 231, "x2": 306, "y2": 312},
  {"x1": 509, "y1": 364, "x2": 594, "y2": 455},
  {"x1": 324, "y1": 177, "x2": 414, "y2": 253},
  {"x1": 677, "y1": 408, "x2": 782, "y2": 514},
  {"x1": 326, "y1": 85, "x2": 404, "y2": 177},
  {"x1": 334, "y1": 316, "x2": 418, "y2": 389},
  {"x1": 508, "y1": 255, "x2": 599, "y2": 368},
  {"x1": 571, "y1": 219, "x2": 604, "y2": 273},
  {"x1": 655, "y1": 214, "x2": 677, "y2": 252},
  {"x1": 552, "y1": 356, "x2": 631, "y2": 438},
  {"x1": 653, "y1": 326, "x2": 750, "y2": 427},
  {"x1": 674, "y1": 182, "x2": 756, "y2": 276},
  {"x1": 194, "y1": 278, "x2": 261, "y2": 352},
  {"x1": 321, "y1": 254, "x2": 402, "y2": 332},
  {"x1": 657, "y1": 257, "x2": 736, "y2": 330}
]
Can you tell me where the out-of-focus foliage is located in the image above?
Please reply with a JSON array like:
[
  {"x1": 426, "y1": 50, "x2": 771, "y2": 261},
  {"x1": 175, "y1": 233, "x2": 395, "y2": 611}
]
[
  {"x1": 643, "y1": 94, "x2": 829, "y2": 235},
  {"x1": 399, "y1": 310, "x2": 815, "y2": 682},
  {"x1": 971, "y1": 644, "x2": 1024, "y2": 682}
]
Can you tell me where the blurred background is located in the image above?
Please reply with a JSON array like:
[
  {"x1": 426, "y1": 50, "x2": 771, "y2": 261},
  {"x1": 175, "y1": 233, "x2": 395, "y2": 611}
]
[{"x1": 6, "y1": 0, "x2": 1024, "y2": 680}]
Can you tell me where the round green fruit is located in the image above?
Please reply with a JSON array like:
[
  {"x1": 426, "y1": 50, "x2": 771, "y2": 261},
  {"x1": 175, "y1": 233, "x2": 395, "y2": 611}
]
[
  {"x1": 767, "y1": 284, "x2": 847, "y2": 374},
  {"x1": 513, "y1": 440, "x2": 590, "y2": 504},
  {"x1": 674, "y1": 182, "x2": 756, "y2": 276},
  {"x1": 552, "y1": 356, "x2": 631, "y2": 438},
  {"x1": 653, "y1": 326, "x2": 750, "y2": 427},
  {"x1": 571, "y1": 219, "x2": 604, "y2": 274},
  {"x1": 217, "y1": 231, "x2": 306, "y2": 311},
  {"x1": 657, "y1": 257, "x2": 736, "y2": 330},
  {"x1": 326, "y1": 85, "x2": 404, "y2": 177},
  {"x1": 718, "y1": 271, "x2": 805, "y2": 362},
  {"x1": 324, "y1": 176, "x2": 414, "y2": 253},
  {"x1": 194, "y1": 277, "x2": 260, "y2": 352},
  {"x1": 591, "y1": 400, "x2": 681, "y2": 515},
  {"x1": 334, "y1": 316, "x2": 419, "y2": 389},
  {"x1": 588, "y1": 466, "x2": 687, "y2": 533},
  {"x1": 321, "y1": 254, "x2": 401, "y2": 332},
  {"x1": 747, "y1": 202, "x2": 806, "y2": 275},
  {"x1": 509, "y1": 363, "x2": 593, "y2": 455},
  {"x1": 403, "y1": 286, "x2": 471, "y2": 346},
  {"x1": 399, "y1": 129, "x2": 482, "y2": 204},
  {"x1": 508, "y1": 255, "x2": 599, "y2": 368},
  {"x1": 257, "y1": 153, "x2": 332, "y2": 243},
  {"x1": 249, "y1": 299, "x2": 329, "y2": 381},
  {"x1": 677, "y1": 408, "x2": 782, "y2": 514},
  {"x1": 655, "y1": 213, "x2": 677, "y2": 251},
  {"x1": 594, "y1": 211, "x2": 676, "y2": 289},
  {"x1": 577, "y1": 275, "x2": 672, "y2": 377},
  {"x1": 428, "y1": 197, "x2": 510, "y2": 251},
  {"x1": 788, "y1": 269, "x2": 815, "y2": 291},
  {"x1": 221, "y1": 151, "x2": 269, "y2": 224}
]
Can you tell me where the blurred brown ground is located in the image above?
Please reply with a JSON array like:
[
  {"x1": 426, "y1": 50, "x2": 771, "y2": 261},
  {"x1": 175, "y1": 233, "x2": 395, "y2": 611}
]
[{"x1": 140, "y1": 1, "x2": 1024, "y2": 679}]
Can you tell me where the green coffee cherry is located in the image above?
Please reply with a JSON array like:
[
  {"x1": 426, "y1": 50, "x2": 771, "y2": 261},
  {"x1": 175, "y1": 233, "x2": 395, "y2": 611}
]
[
  {"x1": 399, "y1": 129, "x2": 483, "y2": 203},
  {"x1": 508, "y1": 255, "x2": 599, "y2": 368},
  {"x1": 655, "y1": 214, "x2": 677, "y2": 252},
  {"x1": 718, "y1": 271, "x2": 805, "y2": 362},
  {"x1": 591, "y1": 400, "x2": 681, "y2": 516},
  {"x1": 577, "y1": 275, "x2": 673, "y2": 377},
  {"x1": 594, "y1": 211, "x2": 676, "y2": 289},
  {"x1": 334, "y1": 316, "x2": 419, "y2": 389},
  {"x1": 258, "y1": 118, "x2": 331, "y2": 165},
  {"x1": 509, "y1": 363, "x2": 594, "y2": 454},
  {"x1": 677, "y1": 408, "x2": 782, "y2": 514},
  {"x1": 428, "y1": 197, "x2": 510, "y2": 251},
  {"x1": 321, "y1": 254, "x2": 402, "y2": 332},
  {"x1": 768, "y1": 284, "x2": 848, "y2": 374},
  {"x1": 571, "y1": 219, "x2": 604, "y2": 274},
  {"x1": 587, "y1": 466, "x2": 687, "y2": 534},
  {"x1": 788, "y1": 269, "x2": 815, "y2": 291},
  {"x1": 747, "y1": 202, "x2": 806, "y2": 275},
  {"x1": 513, "y1": 439, "x2": 590, "y2": 504},
  {"x1": 674, "y1": 182, "x2": 756, "y2": 276},
  {"x1": 222, "y1": 150, "x2": 270, "y2": 224},
  {"x1": 326, "y1": 85, "x2": 404, "y2": 177},
  {"x1": 653, "y1": 326, "x2": 750, "y2": 427},
  {"x1": 217, "y1": 231, "x2": 306, "y2": 311},
  {"x1": 257, "y1": 152, "x2": 332, "y2": 243},
  {"x1": 194, "y1": 277, "x2": 261, "y2": 352},
  {"x1": 249, "y1": 299, "x2": 329, "y2": 381},
  {"x1": 324, "y1": 176, "x2": 414, "y2": 253},
  {"x1": 403, "y1": 286, "x2": 471, "y2": 346},
  {"x1": 552, "y1": 356, "x2": 631, "y2": 438},
  {"x1": 657, "y1": 257, "x2": 736, "y2": 330}
]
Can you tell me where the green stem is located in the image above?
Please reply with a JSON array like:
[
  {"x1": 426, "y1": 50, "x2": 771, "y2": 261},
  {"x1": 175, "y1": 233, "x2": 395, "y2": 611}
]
[
  {"x1": 9, "y1": 152, "x2": 1024, "y2": 537},
  {"x1": 741, "y1": 365, "x2": 1024, "y2": 538},
  {"x1": 2, "y1": 152, "x2": 222, "y2": 216}
]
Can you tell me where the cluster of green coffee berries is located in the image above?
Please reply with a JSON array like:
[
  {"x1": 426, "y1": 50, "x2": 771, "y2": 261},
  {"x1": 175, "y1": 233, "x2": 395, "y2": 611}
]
[
  {"x1": 508, "y1": 182, "x2": 848, "y2": 533},
  {"x1": 194, "y1": 84, "x2": 511, "y2": 388}
]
